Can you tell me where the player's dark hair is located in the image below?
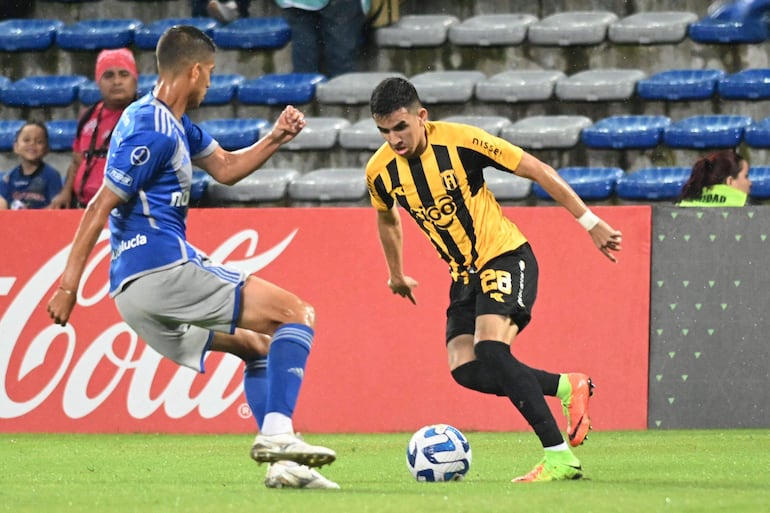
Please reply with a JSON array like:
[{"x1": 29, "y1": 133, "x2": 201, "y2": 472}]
[
  {"x1": 15, "y1": 120, "x2": 49, "y2": 146},
  {"x1": 370, "y1": 77, "x2": 422, "y2": 117},
  {"x1": 678, "y1": 149, "x2": 746, "y2": 201},
  {"x1": 156, "y1": 25, "x2": 216, "y2": 74}
]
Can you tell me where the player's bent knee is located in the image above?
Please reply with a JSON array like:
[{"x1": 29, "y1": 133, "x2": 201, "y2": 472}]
[{"x1": 451, "y1": 360, "x2": 504, "y2": 396}]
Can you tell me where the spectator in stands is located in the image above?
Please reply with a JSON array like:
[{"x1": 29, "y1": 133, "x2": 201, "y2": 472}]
[
  {"x1": 275, "y1": 0, "x2": 369, "y2": 77},
  {"x1": 677, "y1": 149, "x2": 752, "y2": 207},
  {"x1": 0, "y1": 121, "x2": 62, "y2": 209},
  {"x1": 49, "y1": 48, "x2": 138, "y2": 209},
  {"x1": 365, "y1": 77, "x2": 623, "y2": 483},
  {"x1": 195, "y1": 0, "x2": 249, "y2": 23}
]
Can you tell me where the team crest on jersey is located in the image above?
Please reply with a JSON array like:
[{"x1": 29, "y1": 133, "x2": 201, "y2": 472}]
[
  {"x1": 441, "y1": 169, "x2": 459, "y2": 191},
  {"x1": 130, "y1": 146, "x2": 151, "y2": 165}
]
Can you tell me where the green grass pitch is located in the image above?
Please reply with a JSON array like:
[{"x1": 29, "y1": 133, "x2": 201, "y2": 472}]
[{"x1": 2, "y1": 430, "x2": 768, "y2": 513}]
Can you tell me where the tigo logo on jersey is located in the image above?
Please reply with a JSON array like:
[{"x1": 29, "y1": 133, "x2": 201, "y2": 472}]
[{"x1": 130, "y1": 146, "x2": 151, "y2": 165}]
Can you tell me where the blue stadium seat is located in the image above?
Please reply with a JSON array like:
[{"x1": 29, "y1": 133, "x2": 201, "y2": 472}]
[
  {"x1": 636, "y1": 69, "x2": 726, "y2": 101},
  {"x1": 663, "y1": 115, "x2": 753, "y2": 148},
  {"x1": 78, "y1": 80, "x2": 100, "y2": 105},
  {"x1": 202, "y1": 74, "x2": 244, "y2": 105},
  {"x1": 190, "y1": 169, "x2": 210, "y2": 203},
  {"x1": 0, "y1": 19, "x2": 64, "y2": 52},
  {"x1": 138, "y1": 74, "x2": 158, "y2": 96},
  {"x1": 615, "y1": 167, "x2": 691, "y2": 201},
  {"x1": 238, "y1": 73, "x2": 327, "y2": 105},
  {"x1": 46, "y1": 119, "x2": 78, "y2": 151},
  {"x1": 748, "y1": 165, "x2": 770, "y2": 199},
  {"x1": 3, "y1": 75, "x2": 89, "y2": 107},
  {"x1": 0, "y1": 120, "x2": 25, "y2": 151},
  {"x1": 581, "y1": 115, "x2": 672, "y2": 149},
  {"x1": 56, "y1": 19, "x2": 142, "y2": 50},
  {"x1": 134, "y1": 18, "x2": 218, "y2": 50},
  {"x1": 743, "y1": 116, "x2": 770, "y2": 147},
  {"x1": 532, "y1": 167, "x2": 625, "y2": 201},
  {"x1": 528, "y1": 11, "x2": 618, "y2": 46},
  {"x1": 688, "y1": 0, "x2": 770, "y2": 43},
  {"x1": 212, "y1": 17, "x2": 291, "y2": 50},
  {"x1": 199, "y1": 118, "x2": 269, "y2": 150},
  {"x1": 717, "y1": 68, "x2": 770, "y2": 99}
]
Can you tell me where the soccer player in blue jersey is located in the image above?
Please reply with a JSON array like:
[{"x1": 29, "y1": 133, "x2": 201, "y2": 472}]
[{"x1": 47, "y1": 25, "x2": 339, "y2": 490}]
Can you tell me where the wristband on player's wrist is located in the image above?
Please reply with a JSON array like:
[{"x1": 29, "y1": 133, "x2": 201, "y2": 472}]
[{"x1": 577, "y1": 210, "x2": 600, "y2": 231}]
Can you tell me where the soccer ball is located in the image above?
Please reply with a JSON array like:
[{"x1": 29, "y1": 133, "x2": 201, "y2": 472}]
[{"x1": 406, "y1": 424, "x2": 472, "y2": 482}]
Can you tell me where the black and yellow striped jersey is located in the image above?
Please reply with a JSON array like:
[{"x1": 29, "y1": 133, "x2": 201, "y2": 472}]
[{"x1": 366, "y1": 121, "x2": 529, "y2": 279}]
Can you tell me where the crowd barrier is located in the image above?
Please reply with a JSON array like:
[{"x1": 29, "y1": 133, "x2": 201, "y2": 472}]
[{"x1": 0, "y1": 206, "x2": 652, "y2": 433}]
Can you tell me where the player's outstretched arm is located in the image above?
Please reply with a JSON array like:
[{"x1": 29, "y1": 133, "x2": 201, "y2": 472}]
[
  {"x1": 197, "y1": 105, "x2": 306, "y2": 186},
  {"x1": 47, "y1": 185, "x2": 122, "y2": 325},
  {"x1": 514, "y1": 152, "x2": 622, "y2": 262},
  {"x1": 377, "y1": 207, "x2": 418, "y2": 304}
]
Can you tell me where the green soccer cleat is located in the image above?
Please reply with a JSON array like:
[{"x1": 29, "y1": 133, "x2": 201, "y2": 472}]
[
  {"x1": 511, "y1": 452, "x2": 583, "y2": 483},
  {"x1": 559, "y1": 373, "x2": 595, "y2": 447}
]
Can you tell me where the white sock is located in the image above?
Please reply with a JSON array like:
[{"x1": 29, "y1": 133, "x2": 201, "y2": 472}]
[
  {"x1": 544, "y1": 442, "x2": 569, "y2": 452},
  {"x1": 261, "y1": 412, "x2": 293, "y2": 436}
]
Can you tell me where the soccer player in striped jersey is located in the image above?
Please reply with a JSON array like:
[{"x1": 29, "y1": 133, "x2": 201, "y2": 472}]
[
  {"x1": 47, "y1": 25, "x2": 338, "y2": 489},
  {"x1": 366, "y1": 77, "x2": 623, "y2": 483}
]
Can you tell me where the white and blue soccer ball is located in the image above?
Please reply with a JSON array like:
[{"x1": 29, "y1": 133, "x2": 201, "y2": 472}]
[{"x1": 406, "y1": 424, "x2": 472, "y2": 482}]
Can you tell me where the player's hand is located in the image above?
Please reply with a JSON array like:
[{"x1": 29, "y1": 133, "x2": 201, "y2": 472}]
[
  {"x1": 47, "y1": 287, "x2": 78, "y2": 326},
  {"x1": 589, "y1": 219, "x2": 622, "y2": 263},
  {"x1": 269, "y1": 105, "x2": 306, "y2": 145},
  {"x1": 388, "y1": 276, "x2": 419, "y2": 305}
]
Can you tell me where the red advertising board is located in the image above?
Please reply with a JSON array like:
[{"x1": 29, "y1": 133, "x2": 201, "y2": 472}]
[{"x1": 0, "y1": 206, "x2": 650, "y2": 433}]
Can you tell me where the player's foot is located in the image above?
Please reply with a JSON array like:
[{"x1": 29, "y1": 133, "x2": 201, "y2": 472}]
[
  {"x1": 206, "y1": 0, "x2": 238, "y2": 23},
  {"x1": 265, "y1": 460, "x2": 340, "y2": 489},
  {"x1": 251, "y1": 432, "x2": 336, "y2": 468},
  {"x1": 512, "y1": 452, "x2": 583, "y2": 483},
  {"x1": 560, "y1": 373, "x2": 594, "y2": 447}
]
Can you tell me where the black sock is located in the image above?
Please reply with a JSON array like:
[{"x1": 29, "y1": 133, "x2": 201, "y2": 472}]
[
  {"x1": 475, "y1": 340, "x2": 563, "y2": 447},
  {"x1": 451, "y1": 360, "x2": 505, "y2": 396},
  {"x1": 528, "y1": 367, "x2": 561, "y2": 397}
]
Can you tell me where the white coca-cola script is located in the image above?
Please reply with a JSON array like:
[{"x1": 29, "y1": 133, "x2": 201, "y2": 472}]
[{"x1": 0, "y1": 228, "x2": 297, "y2": 420}]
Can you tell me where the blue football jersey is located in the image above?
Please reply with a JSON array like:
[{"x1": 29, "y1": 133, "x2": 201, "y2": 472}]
[{"x1": 103, "y1": 93, "x2": 217, "y2": 295}]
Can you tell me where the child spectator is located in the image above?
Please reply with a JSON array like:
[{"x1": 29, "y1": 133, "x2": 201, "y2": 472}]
[{"x1": 0, "y1": 121, "x2": 63, "y2": 209}]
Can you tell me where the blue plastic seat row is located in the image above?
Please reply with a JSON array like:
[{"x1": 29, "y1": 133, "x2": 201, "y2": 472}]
[
  {"x1": 0, "y1": 17, "x2": 291, "y2": 52},
  {"x1": 582, "y1": 114, "x2": 757, "y2": 150},
  {"x1": 529, "y1": 165, "x2": 770, "y2": 202},
  {"x1": 0, "y1": 73, "x2": 327, "y2": 107}
]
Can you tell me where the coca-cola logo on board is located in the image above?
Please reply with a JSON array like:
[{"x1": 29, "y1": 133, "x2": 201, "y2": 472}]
[{"x1": 0, "y1": 228, "x2": 297, "y2": 422}]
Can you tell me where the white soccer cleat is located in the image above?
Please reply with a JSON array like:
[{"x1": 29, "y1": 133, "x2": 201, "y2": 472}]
[
  {"x1": 265, "y1": 461, "x2": 340, "y2": 489},
  {"x1": 251, "y1": 432, "x2": 336, "y2": 468}
]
